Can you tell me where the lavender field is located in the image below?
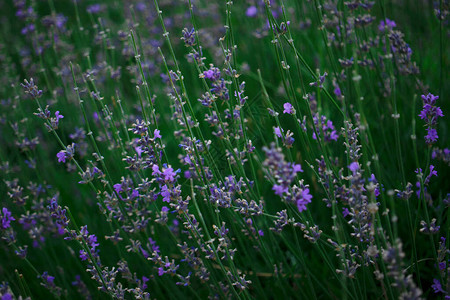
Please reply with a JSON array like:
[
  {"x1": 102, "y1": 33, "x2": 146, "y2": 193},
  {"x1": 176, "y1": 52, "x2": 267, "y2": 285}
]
[{"x1": 0, "y1": 0, "x2": 449, "y2": 299}]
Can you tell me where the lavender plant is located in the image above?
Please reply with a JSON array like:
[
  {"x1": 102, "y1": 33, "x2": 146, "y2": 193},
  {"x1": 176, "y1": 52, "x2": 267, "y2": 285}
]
[{"x1": 0, "y1": 0, "x2": 448, "y2": 299}]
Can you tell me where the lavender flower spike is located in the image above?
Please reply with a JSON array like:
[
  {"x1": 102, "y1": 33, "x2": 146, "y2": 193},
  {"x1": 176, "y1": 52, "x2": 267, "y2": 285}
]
[{"x1": 1, "y1": 207, "x2": 15, "y2": 229}]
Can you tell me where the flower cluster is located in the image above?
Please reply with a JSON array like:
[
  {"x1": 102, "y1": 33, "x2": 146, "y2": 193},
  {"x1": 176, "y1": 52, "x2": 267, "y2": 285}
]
[
  {"x1": 1, "y1": 208, "x2": 15, "y2": 230},
  {"x1": 56, "y1": 143, "x2": 76, "y2": 163},
  {"x1": 263, "y1": 143, "x2": 312, "y2": 212},
  {"x1": 77, "y1": 226, "x2": 100, "y2": 262},
  {"x1": 34, "y1": 106, "x2": 65, "y2": 131},
  {"x1": 419, "y1": 93, "x2": 443, "y2": 144},
  {"x1": 274, "y1": 126, "x2": 295, "y2": 147},
  {"x1": 39, "y1": 271, "x2": 63, "y2": 297},
  {"x1": 21, "y1": 78, "x2": 42, "y2": 98},
  {"x1": 312, "y1": 113, "x2": 339, "y2": 142}
]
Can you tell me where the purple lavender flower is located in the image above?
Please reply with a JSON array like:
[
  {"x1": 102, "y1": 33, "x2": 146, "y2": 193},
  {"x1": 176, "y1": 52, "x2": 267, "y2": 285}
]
[
  {"x1": 131, "y1": 119, "x2": 148, "y2": 135},
  {"x1": 181, "y1": 28, "x2": 196, "y2": 47},
  {"x1": 56, "y1": 151, "x2": 67, "y2": 163},
  {"x1": 42, "y1": 14, "x2": 68, "y2": 30},
  {"x1": 148, "y1": 238, "x2": 160, "y2": 254},
  {"x1": 33, "y1": 105, "x2": 50, "y2": 120},
  {"x1": 431, "y1": 148, "x2": 450, "y2": 163},
  {"x1": 271, "y1": 210, "x2": 289, "y2": 233},
  {"x1": 113, "y1": 183, "x2": 123, "y2": 193},
  {"x1": 79, "y1": 225, "x2": 100, "y2": 256},
  {"x1": 52, "y1": 111, "x2": 64, "y2": 129},
  {"x1": 310, "y1": 72, "x2": 328, "y2": 88},
  {"x1": 86, "y1": 4, "x2": 103, "y2": 14},
  {"x1": 152, "y1": 165, "x2": 161, "y2": 176},
  {"x1": 431, "y1": 279, "x2": 445, "y2": 294},
  {"x1": 55, "y1": 112, "x2": 63, "y2": 120},
  {"x1": 56, "y1": 144, "x2": 75, "y2": 163},
  {"x1": 369, "y1": 174, "x2": 381, "y2": 197},
  {"x1": 1, "y1": 293, "x2": 12, "y2": 300},
  {"x1": 378, "y1": 18, "x2": 397, "y2": 32},
  {"x1": 338, "y1": 58, "x2": 354, "y2": 68},
  {"x1": 264, "y1": 143, "x2": 310, "y2": 211},
  {"x1": 420, "y1": 218, "x2": 440, "y2": 234},
  {"x1": 15, "y1": 3, "x2": 30, "y2": 19},
  {"x1": 342, "y1": 207, "x2": 350, "y2": 217},
  {"x1": 21, "y1": 78, "x2": 43, "y2": 98},
  {"x1": 154, "y1": 129, "x2": 161, "y2": 139},
  {"x1": 263, "y1": 143, "x2": 303, "y2": 190},
  {"x1": 283, "y1": 102, "x2": 295, "y2": 114},
  {"x1": 15, "y1": 245, "x2": 28, "y2": 258},
  {"x1": 268, "y1": 125, "x2": 290, "y2": 147},
  {"x1": 293, "y1": 164, "x2": 303, "y2": 173},
  {"x1": 135, "y1": 146, "x2": 143, "y2": 157},
  {"x1": 415, "y1": 165, "x2": 438, "y2": 201},
  {"x1": 274, "y1": 126, "x2": 283, "y2": 138},
  {"x1": 42, "y1": 272, "x2": 55, "y2": 284},
  {"x1": 349, "y1": 162, "x2": 360, "y2": 173},
  {"x1": 21, "y1": 24, "x2": 35, "y2": 35},
  {"x1": 71, "y1": 275, "x2": 91, "y2": 298},
  {"x1": 202, "y1": 66, "x2": 221, "y2": 82},
  {"x1": 426, "y1": 128, "x2": 439, "y2": 144},
  {"x1": 246, "y1": 6, "x2": 258, "y2": 17},
  {"x1": 79, "y1": 250, "x2": 88, "y2": 261},
  {"x1": 312, "y1": 114, "x2": 339, "y2": 142},
  {"x1": 87, "y1": 234, "x2": 99, "y2": 251},
  {"x1": 142, "y1": 276, "x2": 150, "y2": 289},
  {"x1": 161, "y1": 185, "x2": 171, "y2": 202},
  {"x1": 163, "y1": 167, "x2": 176, "y2": 182},
  {"x1": 424, "y1": 165, "x2": 438, "y2": 185},
  {"x1": 296, "y1": 188, "x2": 313, "y2": 212},
  {"x1": 333, "y1": 85, "x2": 342, "y2": 98},
  {"x1": 198, "y1": 93, "x2": 214, "y2": 107},
  {"x1": 272, "y1": 184, "x2": 288, "y2": 196},
  {"x1": 210, "y1": 79, "x2": 229, "y2": 101},
  {"x1": 275, "y1": 21, "x2": 290, "y2": 35},
  {"x1": 419, "y1": 93, "x2": 443, "y2": 144},
  {"x1": 1, "y1": 207, "x2": 15, "y2": 229},
  {"x1": 47, "y1": 196, "x2": 69, "y2": 228},
  {"x1": 40, "y1": 271, "x2": 61, "y2": 296}
]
